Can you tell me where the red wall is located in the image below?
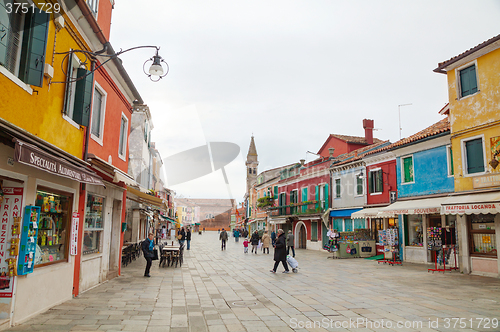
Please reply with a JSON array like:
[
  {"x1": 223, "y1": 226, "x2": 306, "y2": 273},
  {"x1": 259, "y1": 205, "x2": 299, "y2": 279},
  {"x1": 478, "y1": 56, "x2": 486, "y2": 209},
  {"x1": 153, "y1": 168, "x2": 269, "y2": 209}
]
[
  {"x1": 366, "y1": 160, "x2": 397, "y2": 205},
  {"x1": 97, "y1": 0, "x2": 113, "y2": 41}
]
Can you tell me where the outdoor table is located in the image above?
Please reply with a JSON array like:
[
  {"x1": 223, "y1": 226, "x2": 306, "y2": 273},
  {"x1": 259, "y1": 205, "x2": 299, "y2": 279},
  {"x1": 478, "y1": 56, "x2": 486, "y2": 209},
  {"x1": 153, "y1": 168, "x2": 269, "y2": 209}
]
[{"x1": 161, "y1": 246, "x2": 180, "y2": 267}]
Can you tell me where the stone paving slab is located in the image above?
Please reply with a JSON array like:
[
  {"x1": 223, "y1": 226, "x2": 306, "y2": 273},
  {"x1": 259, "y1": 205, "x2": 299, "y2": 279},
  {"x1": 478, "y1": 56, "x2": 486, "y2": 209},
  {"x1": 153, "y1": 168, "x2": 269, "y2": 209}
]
[{"x1": 6, "y1": 232, "x2": 500, "y2": 331}]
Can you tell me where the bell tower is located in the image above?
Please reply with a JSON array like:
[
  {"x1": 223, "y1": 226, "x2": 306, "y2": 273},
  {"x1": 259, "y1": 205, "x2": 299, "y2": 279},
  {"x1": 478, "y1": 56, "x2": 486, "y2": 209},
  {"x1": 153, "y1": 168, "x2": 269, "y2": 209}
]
[{"x1": 246, "y1": 136, "x2": 259, "y2": 195}]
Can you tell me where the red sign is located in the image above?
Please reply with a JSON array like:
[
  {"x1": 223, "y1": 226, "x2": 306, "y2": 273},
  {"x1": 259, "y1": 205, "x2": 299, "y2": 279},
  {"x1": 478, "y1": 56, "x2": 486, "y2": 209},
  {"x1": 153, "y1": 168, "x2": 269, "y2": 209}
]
[{"x1": 0, "y1": 187, "x2": 23, "y2": 298}]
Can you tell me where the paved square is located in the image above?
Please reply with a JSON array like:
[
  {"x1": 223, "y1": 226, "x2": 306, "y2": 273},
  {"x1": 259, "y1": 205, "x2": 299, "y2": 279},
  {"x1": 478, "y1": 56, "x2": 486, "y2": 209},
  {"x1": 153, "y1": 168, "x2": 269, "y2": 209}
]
[{"x1": 7, "y1": 232, "x2": 500, "y2": 331}]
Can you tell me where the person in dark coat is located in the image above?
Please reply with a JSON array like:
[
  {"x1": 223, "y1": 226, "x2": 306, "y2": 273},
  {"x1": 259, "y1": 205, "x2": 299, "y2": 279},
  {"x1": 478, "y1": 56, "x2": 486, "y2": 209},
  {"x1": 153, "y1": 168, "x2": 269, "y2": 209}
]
[
  {"x1": 270, "y1": 229, "x2": 289, "y2": 273},
  {"x1": 250, "y1": 230, "x2": 260, "y2": 254},
  {"x1": 219, "y1": 228, "x2": 228, "y2": 250},
  {"x1": 141, "y1": 233, "x2": 155, "y2": 277},
  {"x1": 186, "y1": 228, "x2": 192, "y2": 250},
  {"x1": 178, "y1": 227, "x2": 186, "y2": 246}
]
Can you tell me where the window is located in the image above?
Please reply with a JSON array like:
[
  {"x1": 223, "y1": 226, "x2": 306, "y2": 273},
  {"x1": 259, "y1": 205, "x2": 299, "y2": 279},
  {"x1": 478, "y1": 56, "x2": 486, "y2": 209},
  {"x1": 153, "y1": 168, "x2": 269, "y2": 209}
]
[
  {"x1": 274, "y1": 186, "x2": 278, "y2": 199},
  {"x1": 356, "y1": 174, "x2": 363, "y2": 196},
  {"x1": 0, "y1": 3, "x2": 49, "y2": 87},
  {"x1": 90, "y1": 83, "x2": 106, "y2": 142},
  {"x1": 335, "y1": 178, "x2": 341, "y2": 198},
  {"x1": 118, "y1": 114, "x2": 128, "y2": 159},
  {"x1": 311, "y1": 222, "x2": 318, "y2": 241},
  {"x1": 84, "y1": 194, "x2": 104, "y2": 255},
  {"x1": 368, "y1": 169, "x2": 383, "y2": 194},
  {"x1": 469, "y1": 214, "x2": 496, "y2": 257},
  {"x1": 406, "y1": 215, "x2": 423, "y2": 246},
  {"x1": 459, "y1": 64, "x2": 478, "y2": 98},
  {"x1": 290, "y1": 190, "x2": 298, "y2": 214},
  {"x1": 279, "y1": 192, "x2": 286, "y2": 215},
  {"x1": 144, "y1": 121, "x2": 148, "y2": 142},
  {"x1": 447, "y1": 146, "x2": 454, "y2": 176},
  {"x1": 402, "y1": 156, "x2": 414, "y2": 183},
  {"x1": 34, "y1": 188, "x2": 72, "y2": 266},
  {"x1": 344, "y1": 219, "x2": 353, "y2": 232},
  {"x1": 87, "y1": 0, "x2": 98, "y2": 16},
  {"x1": 464, "y1": 138, "x2": 485, "y2": 174}
]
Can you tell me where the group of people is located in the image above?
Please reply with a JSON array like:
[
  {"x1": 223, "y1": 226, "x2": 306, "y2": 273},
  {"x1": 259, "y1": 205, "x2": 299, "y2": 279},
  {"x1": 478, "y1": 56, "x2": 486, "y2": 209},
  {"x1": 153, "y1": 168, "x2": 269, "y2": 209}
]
[{"x1": 176, "y1": 227, "x2": 192, "y2": 250}]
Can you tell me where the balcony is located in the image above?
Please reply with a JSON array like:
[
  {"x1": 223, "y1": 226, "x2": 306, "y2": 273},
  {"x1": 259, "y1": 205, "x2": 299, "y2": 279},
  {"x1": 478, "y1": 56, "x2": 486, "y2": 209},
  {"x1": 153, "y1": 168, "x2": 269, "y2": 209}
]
[{"x1": 268, "y1": 201, "x2": 327, "y2": 217}]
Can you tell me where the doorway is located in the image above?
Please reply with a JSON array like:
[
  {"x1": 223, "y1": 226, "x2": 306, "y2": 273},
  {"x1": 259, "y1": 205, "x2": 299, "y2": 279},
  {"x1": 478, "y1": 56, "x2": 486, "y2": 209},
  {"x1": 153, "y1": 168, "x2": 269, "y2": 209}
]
[
  {"x1": 298, "y1": 223, "x2": 307, "y2": 249},
  {"x1": 108, "y1": 199, "x2": 122, "y2": 279}
]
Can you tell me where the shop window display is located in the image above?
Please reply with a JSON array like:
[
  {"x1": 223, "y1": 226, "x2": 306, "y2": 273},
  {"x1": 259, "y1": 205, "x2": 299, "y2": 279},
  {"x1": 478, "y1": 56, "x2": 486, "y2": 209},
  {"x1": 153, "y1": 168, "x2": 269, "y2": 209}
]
[
  {"x1": 34, "y1": 189, "x2": 71, "y2": 266},
  {"x1": 408, "y1": 215, "x2": 423, "y2": 246},
  {"x1": 84, "y1": 194, "x2": 104, "y2": 254},
  {"x1": 469, "y1": 214, "x2": 496, "y2": 257}
]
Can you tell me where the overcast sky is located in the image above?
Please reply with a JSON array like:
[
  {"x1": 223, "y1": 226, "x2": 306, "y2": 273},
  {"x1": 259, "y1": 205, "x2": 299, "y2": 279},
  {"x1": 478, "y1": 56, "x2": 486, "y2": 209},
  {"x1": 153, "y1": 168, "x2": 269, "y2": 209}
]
[{"x1": 110, "y1": 0, "x2": 499, "y2": 202}]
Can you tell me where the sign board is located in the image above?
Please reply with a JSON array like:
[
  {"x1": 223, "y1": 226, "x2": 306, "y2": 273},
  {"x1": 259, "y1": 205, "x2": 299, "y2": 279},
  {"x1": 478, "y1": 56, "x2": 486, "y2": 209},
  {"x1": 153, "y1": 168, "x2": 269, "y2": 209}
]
[
  {"x1": 473, "y1": 173, "x2": 500, "y2": 189},
  {"x1": 70, "y1": 212, "x2": 79, "y2": 256}
]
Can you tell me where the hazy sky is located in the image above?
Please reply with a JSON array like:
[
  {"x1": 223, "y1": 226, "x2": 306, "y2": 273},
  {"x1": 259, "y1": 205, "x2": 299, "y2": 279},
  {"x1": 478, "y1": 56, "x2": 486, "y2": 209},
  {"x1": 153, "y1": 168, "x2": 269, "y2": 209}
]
[{"x1": 109, "y1": 0, "x2": 499, "y2": 202}]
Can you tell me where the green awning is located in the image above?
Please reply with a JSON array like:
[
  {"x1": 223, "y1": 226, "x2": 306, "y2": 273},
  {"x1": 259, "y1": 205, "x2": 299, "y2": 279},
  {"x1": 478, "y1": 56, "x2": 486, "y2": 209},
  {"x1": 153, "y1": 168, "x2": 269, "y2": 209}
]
[{"x1": 160, "y1": 215, "x2": 177, "y2": 223}]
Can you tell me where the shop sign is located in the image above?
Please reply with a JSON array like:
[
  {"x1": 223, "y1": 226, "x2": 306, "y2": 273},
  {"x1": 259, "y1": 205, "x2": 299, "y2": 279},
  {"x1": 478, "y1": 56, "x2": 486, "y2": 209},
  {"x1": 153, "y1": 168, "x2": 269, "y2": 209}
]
[
  {"x1": 473, "y1": 173, "x2": 500, "y2": 189},
  {"x1": 70, "y1": 212, "x2": 79, "y2": 256},
  {"x1": 14, "y1": 139, "x2": 104, "y2": 186},
  {"x1": 442, "y1": 203, "x2": 499, "y2": 215},
  {"x1": 0, "y1": 187, "x2": 23, "y2": 298}
]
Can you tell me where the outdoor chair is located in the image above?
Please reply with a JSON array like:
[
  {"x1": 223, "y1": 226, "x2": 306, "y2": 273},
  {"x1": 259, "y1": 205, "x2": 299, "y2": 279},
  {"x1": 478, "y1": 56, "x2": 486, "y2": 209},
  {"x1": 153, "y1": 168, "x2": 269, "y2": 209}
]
[{"x1": 171, "y1": 244, "x2": 184, "y2": 268}]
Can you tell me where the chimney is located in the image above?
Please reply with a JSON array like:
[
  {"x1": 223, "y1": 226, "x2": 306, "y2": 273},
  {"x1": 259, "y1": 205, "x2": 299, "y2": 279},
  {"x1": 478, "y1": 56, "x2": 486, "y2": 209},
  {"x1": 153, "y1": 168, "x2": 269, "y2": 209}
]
[
  {"x1": 328, "y1": 148, "x2": 335, "y2": 158},
  {"x1": 363, "y1": 119, "x2": 374, "y2": 145}
]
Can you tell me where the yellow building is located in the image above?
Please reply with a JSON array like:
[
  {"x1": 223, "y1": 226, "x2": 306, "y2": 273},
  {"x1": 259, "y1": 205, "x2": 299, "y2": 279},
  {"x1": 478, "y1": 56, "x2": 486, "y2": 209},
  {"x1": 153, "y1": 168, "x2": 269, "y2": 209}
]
[{"x1": 435, "y1": 34, "x2": 500, "y2": 277}]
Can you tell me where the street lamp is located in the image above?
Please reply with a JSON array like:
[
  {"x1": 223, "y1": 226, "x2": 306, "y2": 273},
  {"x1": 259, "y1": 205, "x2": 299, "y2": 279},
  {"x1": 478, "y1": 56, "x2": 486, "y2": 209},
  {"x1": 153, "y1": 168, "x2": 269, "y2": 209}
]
[{"x1": 55, "y1": 43, "x2": 169, "y2": 82}]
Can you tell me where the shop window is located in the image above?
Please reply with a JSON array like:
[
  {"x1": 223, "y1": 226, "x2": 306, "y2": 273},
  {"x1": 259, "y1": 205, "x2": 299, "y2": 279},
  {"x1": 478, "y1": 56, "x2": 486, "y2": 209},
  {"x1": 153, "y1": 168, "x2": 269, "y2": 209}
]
[
  {"x1": 311, "y1": 222, "x2": 318, "y2": 241},
  {"x1": 353, "y1": 219, "x2": 365, "y2": 229},
  {"x1": 90, "y1": 83, "x2": 106, "y2": 141},
  {"x1": 406, "y1": 215, "x2": 423, "y2": 246},
  {"x1": 459, "y1": 64, "x2": 478, "y2": 98},
  {"x1": 34, "y1": 188, "x2": 71, "y2": 266},
  {"x1": 368, "y1": 169, "x2": 383, "y2": 194},
  {"x1": 402, "y1": 156, "x2": 414, "y2": 183},
  {"x1": 333, "y1": 218, "x2": 343, "y2": 232},
  {"x1": 469, "y1": 214, "x2": 496, "y2": 257},
  {"x1": 118, "y1": 114, "x2": 128, "y2": 159},
  {"x1": 463, "y1": 138, "x2": 485, "y2": 174},
  {"x1": 84, "y1": 194, "x2": 104, "y2": 255},
  {"x1": 344, "y1": 219, "x2": 353, "y2": 232},
  {"x1": 0, "y1": 3, "x2": 49, "y2": 87}
]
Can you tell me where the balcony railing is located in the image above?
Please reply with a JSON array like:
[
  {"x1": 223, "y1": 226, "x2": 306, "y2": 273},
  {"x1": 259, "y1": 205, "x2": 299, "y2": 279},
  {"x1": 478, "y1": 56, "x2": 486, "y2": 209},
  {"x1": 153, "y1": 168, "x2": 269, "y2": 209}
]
[{"x1": 268, "y1": 201, "x2": 327, "y2": 216}]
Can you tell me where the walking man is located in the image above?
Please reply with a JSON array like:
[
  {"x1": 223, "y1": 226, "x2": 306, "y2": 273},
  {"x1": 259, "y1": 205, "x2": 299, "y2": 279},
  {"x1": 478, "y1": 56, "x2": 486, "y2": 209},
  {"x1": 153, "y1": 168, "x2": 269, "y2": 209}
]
[
  {"x1": 186, "y1": 228, "x2": 192, "y2": 250},
  {"x1": 220, "y1": 228, "x2": 228, "y2": 250},
  {"x1": 286, "y1": 230, "x2": 295, "y2": 257},
  {"x1": 141, "y1": 233, "x2": 155, "y2": 277},
  {"x1": 250, "y1": 230, "x2": 260, "y2": 254},
  {"x1": 270, "y1": 229, "x2": 289, "y2": 273}
]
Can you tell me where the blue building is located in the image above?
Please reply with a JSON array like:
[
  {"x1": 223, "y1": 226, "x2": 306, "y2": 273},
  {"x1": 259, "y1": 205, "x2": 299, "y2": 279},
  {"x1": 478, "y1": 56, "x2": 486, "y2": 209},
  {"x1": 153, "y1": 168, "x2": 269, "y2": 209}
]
[{"x1": 378, "y1": 113, "x2": 455, "y2": 264}]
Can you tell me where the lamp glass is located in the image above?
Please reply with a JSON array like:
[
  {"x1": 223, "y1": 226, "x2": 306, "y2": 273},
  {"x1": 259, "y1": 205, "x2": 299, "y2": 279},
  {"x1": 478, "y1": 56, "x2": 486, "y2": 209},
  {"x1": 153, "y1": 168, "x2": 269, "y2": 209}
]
[{"x1": 148, "y1": 56, "x2": 164, "y2": 76}]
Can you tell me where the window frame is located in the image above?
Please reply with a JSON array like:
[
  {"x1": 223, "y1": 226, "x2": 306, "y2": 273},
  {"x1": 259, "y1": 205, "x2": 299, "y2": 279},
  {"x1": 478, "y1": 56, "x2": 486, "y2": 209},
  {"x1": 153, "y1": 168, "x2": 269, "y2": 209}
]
[
  {"x1": 355, "y1": 172, "x2": 364, "y2": 197},
  {"x1": 401, "y1": 154, "x2": 415, "y2": 184},
  {"x1": 368, "y1": 168, "x2": 383, "y2": 195},
  {"x1": 118, "y1": 113, "x2": 128, "y2": 161},
  {"x1": 334, "y1": 178, "x2": 341, "y2": 198},
  {"x1": 461, "y1": 134, "x2": 486, "y2": 177},
  {"x1": 84, "y1": 193, "x2": 105, "y2": 255},
  {"x1": 90, "y1": 81, "x2": 107, "y2": 145},
  {"x1": 456, "y1": 60, "x2": 479, "y2": 100},
  {"x1": 87, "y1": 0, "x2": 99, "y2": 17}
]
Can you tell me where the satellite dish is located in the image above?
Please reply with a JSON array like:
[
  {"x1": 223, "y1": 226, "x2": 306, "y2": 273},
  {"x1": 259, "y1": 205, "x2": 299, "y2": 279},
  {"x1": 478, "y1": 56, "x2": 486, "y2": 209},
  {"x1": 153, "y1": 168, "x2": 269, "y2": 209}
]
[{"x1": 164, "y1": 142, "x2": 240, "y2": 186}]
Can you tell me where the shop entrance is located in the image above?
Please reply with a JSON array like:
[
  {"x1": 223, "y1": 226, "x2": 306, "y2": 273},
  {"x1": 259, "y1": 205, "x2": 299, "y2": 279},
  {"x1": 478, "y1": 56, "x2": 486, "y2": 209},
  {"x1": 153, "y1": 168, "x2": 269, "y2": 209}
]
[
  {"x1": 371, "y1": 218, "x2": 383, "y2": 239},
  {"x1": 108, "y1": 199, "x2": 122, "y2": 279},
  {"x1": 298, "y1": 223, "x2": 306, "y2": 249}
]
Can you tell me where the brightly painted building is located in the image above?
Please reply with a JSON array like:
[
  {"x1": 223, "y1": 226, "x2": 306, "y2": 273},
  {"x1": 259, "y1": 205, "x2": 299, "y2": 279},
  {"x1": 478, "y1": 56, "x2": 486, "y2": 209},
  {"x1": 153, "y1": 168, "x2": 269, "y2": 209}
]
[{"x1": 435, "y1": 34, "x2": 500, "y2": 277}]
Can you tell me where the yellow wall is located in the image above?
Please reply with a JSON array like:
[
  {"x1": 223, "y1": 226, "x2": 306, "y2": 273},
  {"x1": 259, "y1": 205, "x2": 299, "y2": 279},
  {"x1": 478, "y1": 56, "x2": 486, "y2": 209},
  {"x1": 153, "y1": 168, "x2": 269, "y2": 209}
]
[
  {"x1": 446, "y1": 47, "x2": 500, "y2": 192},
  {"x1": 0, "y1": 3, "x2": 92, "y2": 158}
]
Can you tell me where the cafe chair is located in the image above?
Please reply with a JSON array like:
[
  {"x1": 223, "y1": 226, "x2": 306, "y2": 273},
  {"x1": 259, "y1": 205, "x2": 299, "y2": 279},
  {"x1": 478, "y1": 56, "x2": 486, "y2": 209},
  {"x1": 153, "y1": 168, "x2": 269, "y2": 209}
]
[{"x1": 171, "y1": 244, "x2": 185, "y2": 268}]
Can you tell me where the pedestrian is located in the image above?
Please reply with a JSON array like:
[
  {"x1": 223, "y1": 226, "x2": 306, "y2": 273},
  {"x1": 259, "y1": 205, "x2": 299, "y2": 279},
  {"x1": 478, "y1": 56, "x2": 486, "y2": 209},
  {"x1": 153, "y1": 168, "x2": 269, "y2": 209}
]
[
  {"x1": 270, "y1": 229, "x2": 289, "y2": 273},
  {"x1": 286, "y1": 230, "x2": 295, "y2": 257},
  {"x1": 234, "y1": 229, "x2": 240, "y2": 242},
  {"x1": 178, "y1": 227, "x2": 186, "y2": 247},
  {"x1": 261, "y1": 230, "x2": 271, "y2": 254},
  {"x1": 203, "y1": 227, "x2": 205, "y2": 232},
  {"x1": 243, "y1": 238, "x2": 249, "y2": 253},
  {"x1": 218, "y1": 229, "x2": 220, "y2": 234},
  {"x1": 271, "y1": 230, "x2": 276, "y2": 246},
  {"x1": 186, "y1": 228, "x2": 192, "y2": 250},
  {"x1": 141, "y1": 233, "x2": 155, "y2": 277},
  {"x1": 250, "y1": 230, "x2": 260, "y2": 254},
  {"x1": 219, "y1": 228, "x2": 228, "y2": 250}
]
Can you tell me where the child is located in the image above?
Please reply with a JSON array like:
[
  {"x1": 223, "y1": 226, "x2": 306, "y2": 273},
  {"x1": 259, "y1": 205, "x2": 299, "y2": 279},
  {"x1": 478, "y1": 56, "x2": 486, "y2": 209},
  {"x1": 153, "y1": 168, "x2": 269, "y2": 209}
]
[{"x1": 243, "y1": 238, "x2": 249, "y2": 253}]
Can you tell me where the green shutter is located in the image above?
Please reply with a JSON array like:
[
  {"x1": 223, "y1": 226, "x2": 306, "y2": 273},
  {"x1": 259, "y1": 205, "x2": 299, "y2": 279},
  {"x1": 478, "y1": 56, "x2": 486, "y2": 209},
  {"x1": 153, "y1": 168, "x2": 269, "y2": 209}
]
[
  {"x1": 403, "y1": 157, "x2": 413, "y2": 183},
  {"x1": 466, "y1": 139, "x2": 485, "y2": 174},
  {"x1": 460, "y1": 65, "x2": 478, "y2": 97},
  {"x1": 311, "y1": 221, "x2": 318, "y2": 241},
  {"x1": 368, "y1": 171, "x2": 373, "y2": 193},
  {"x1": 18, "y1": 10, "x2": 49, "y2": 87},
  {"x1": 73, "y1": 69, "x2": 94, "y2": 127},
  {"x1": 449, "y1": 147, "x2": 454, "y2": 176},
  {"x1": 274, "y1": 186, "x2": 278, "y2": 199},
  {"x1": 315, "y1": 185, "x2": 319, "y2": 210},
  {"x1": 376, "y1": 170, "x2": 383, "y2": 192},
  {"x1": 333, "y1": 218, "x2": 343, "y2": 232},
  {"x1": 301, "y1": 188, "x2": 307, "y2": 213},
  {"x1": 324, "y1": 184, "x2": 328, "y2": 209},
  {"x1": 336, "y1": 179, "x2": 341, "y2": 198}
]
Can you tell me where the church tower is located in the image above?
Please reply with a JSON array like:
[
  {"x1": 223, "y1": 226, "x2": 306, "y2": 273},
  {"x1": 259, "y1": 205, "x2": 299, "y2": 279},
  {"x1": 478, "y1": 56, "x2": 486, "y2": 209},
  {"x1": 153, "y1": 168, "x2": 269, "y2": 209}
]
[{"x1": 246, "y1": 136, "x2": 259, "y2": 195}]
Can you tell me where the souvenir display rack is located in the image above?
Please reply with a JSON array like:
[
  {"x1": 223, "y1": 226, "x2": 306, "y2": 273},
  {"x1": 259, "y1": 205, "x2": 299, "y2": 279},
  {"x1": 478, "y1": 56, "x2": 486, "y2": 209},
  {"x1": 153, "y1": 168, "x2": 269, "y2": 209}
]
[
  {"x1": 377, "y1": 228, "x2": 402, "y2": 266},
  {"x1": 18, "y1": 206, "x2": 41, "y2": 275},
  {"x1": 428, "y1": 227, "x2": 458, "y2": 273}
]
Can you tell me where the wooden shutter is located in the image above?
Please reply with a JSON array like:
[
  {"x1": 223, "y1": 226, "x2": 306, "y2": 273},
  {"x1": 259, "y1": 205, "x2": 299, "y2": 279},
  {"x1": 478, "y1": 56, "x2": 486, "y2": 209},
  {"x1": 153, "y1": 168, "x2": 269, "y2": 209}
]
[
  {"x1": 466, "y1": 139, "x2": 485, "y2": 174},
  {"x1": 274, "y1": 186, "x2": 278, "y2": 199},
  {"x1": 449, "y1": 147, "x2": 454, "y2": 175},
  {"x1": 460, "y1": 65, "x2": 478, "y2": 97},
  {"x1": 403, "y1": 157, "x2": 413, "y2": 182},
  {"x1": 301, "y1": 187, "x2": 307, "y2": 213},
  {"x1": 311, "y1": 222, "x2": 318, "y2": 241},
  {"x1": 336, "y1": 179, "x2": 341, "y2": 197},
  {"x1": 376, "y1": 169, "x2": 383, "y2": 192},
  {"x1": 324, "y1": 184, "x2": 329, "y2": 209},
  {"x1": 315, "y1": 185, "x2": 319, "y2": 210},
  {"x1": 19, "y1": 10, "x2": 49, "y2": 87},
  {"x1": 91, "y1": 88, "x2": 102, "y2": 137},
  {"x1": 368, "y1": 171, "x2": 373, "y2": 193},
  {"x1": 73, "y1": 69, "x2": 94, "y2": 127}
]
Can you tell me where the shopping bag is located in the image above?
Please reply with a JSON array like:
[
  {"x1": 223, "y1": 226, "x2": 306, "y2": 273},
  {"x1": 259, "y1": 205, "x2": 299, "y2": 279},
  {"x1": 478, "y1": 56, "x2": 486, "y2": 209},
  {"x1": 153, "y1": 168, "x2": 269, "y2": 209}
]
[
  {"x1": 361, "y1": 242, "x2": 372, "y2": 252},
  {"x1": 346, "y1": 245, "x2": 351, "y2": 254},
  {"x1": 350, "y1": 247, "x2": 357, "y2": 255},
  {"x1": 152, "y1": 248, "x2": 159, "y2": 261}
]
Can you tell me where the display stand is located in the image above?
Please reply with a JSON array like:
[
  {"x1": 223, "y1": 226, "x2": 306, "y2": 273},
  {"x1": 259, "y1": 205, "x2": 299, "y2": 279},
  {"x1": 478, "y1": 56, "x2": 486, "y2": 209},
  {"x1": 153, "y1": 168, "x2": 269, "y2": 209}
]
[
  {"x1": 428, "y1": 227, "x2": 458, "y2": 273},
  {"x1": 18, "y1": 206, "x2": 41, "y2": 276},
  {"x1": 377, "y1": 228, "x2": 402, "y2": 266}
]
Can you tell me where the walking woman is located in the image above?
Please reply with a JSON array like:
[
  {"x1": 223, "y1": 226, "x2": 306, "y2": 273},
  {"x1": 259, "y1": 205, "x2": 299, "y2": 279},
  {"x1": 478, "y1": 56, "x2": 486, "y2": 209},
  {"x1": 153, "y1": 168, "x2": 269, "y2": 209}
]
[
  {"x1": 270, "y1": 229, "x2": 289, "y2": 273},
  {"x1": 141, "y1": 233, "x2": 155, "y2": 277}
]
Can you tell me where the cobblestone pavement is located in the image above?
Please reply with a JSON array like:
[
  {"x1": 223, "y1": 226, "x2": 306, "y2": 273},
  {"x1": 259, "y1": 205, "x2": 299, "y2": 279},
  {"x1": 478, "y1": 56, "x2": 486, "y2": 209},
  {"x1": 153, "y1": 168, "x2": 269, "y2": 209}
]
[{"x1": 8, "y1": 232, "x2": 500, "y2": 332}]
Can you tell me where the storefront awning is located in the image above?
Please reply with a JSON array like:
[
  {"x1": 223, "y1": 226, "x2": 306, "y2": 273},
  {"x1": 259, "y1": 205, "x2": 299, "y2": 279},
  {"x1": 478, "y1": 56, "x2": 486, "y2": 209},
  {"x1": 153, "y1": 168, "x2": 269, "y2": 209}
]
[
  {"x1": 127, "y1": 186, "x2": 167, "y2": 211},
  {"x1": 378, "y1": 197, "x2": 449, "y2": 218},
  {"x1": 113, "y1": 169, "x2": 137, "y2": 186},
  {"x1": 14, "y1": 139, "x2": 104, "y2": 185},
  {"x1": 160, "y1": 214, "x2": 176, "y2": 223},
  {"x1": 351, "y1": 207, "x2": 382, "y2": 219},
  {"x1": 441, "y1": 192, "x2": 500, "y2": 215},
  {"x1": 329, "y1": 208, "x2": 362, "y2": 218}
]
